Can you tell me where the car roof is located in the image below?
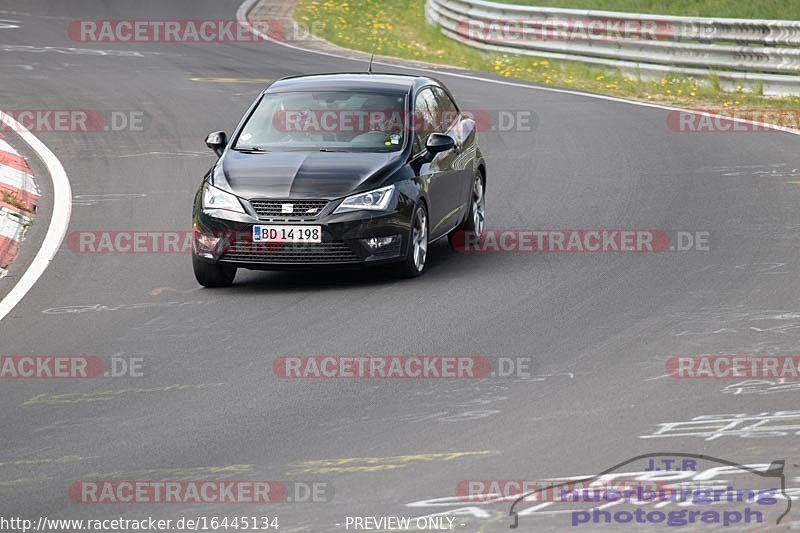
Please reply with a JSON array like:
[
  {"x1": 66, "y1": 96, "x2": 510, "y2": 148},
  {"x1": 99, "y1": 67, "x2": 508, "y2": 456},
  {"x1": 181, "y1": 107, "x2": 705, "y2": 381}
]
[{"x1": 265, "y1": 73, "x2": 442, "y2": 94}]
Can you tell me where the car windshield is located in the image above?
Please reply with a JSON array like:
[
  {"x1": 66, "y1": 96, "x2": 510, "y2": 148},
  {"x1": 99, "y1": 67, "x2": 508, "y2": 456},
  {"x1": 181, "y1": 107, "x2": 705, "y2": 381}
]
[{"x1": 234, "y1": 90, "x2": 408, "y2": 152}]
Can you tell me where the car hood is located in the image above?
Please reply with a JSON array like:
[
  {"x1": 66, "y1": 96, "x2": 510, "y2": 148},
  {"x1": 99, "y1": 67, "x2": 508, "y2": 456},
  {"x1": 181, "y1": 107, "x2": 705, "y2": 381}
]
[{"x1": 219, "y1": 150, "x2": 404, "y2": 199}]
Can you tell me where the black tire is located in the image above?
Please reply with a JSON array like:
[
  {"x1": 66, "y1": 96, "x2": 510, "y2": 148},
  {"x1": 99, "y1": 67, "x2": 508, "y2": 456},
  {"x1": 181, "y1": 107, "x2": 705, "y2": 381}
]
[
  {"x1": 193, "y1": 255, "x2": 237, "y2": 287},
  {"x1": 449, "y1": 171, "x2": 486, "y2": 249},
  {"x1": 395, "y1": 202, "x2": 429, "y2": 278}
]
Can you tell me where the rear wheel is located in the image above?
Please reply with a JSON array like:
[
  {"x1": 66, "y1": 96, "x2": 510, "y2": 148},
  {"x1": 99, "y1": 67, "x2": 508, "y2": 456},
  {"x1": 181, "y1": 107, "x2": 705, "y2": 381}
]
[
  {"x1": 449, "y1": 172, "x2": 485, "y2": 248},
  {"x1": 395, "y1": 202, "x2": 428, "y2": 278},
  {"x1": 193, "y1": 255, "x2": 237, "y2": 287}
]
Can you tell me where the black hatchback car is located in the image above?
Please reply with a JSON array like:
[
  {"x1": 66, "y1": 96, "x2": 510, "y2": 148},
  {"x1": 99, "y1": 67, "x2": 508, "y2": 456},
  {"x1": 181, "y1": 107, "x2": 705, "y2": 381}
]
[{"x1": 192, "y1": 73, "x2": 486, "y2": 287}]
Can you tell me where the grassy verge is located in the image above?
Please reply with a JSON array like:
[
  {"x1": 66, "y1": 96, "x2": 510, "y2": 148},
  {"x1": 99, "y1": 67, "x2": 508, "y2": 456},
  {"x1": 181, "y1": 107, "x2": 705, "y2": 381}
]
[
  {"x1": 499, "y1": 0, "x2": 800, "y2": 20},
  {"x1": 2, "y1": 191, "x2": 33, "y2": 213},
  {"x1": 294, "y1": 0, "x2": 800, "y2": 123}
]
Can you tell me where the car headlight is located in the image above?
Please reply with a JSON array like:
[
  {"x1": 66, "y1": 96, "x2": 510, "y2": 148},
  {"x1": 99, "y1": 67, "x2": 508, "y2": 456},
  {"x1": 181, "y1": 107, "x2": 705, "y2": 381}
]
[
  {"x1": 334, "y1": 185, "x2": 395, "y2": 214},
  {"x1": 202, "y1": 183, "x2": 245, "y2": 214}
]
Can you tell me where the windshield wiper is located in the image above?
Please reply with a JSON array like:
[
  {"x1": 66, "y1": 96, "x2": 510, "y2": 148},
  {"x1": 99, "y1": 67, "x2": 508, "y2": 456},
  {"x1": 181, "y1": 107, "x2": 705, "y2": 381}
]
[
  {"x1": 232, "y1": 146, "x2": 270, "y2": 153},
  {"x1": 318, "y1": 148, "x2": 346, "y2": 153}
]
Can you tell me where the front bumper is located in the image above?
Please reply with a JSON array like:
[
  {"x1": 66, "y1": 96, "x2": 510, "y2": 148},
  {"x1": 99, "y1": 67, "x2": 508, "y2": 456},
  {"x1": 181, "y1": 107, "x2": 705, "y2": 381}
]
[{"x1": 192, "y1": 204, "x2": 413, "y2": 270}]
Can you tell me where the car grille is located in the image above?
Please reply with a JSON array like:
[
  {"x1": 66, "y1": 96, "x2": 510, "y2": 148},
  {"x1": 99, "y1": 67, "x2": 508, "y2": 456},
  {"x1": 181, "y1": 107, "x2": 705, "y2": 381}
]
[
  {"x1": 249, "y1": 199, "x2": 329, "y2": 220},
  {"x1": 220, "y1": 241, "x2": 361, "y2": 264}
]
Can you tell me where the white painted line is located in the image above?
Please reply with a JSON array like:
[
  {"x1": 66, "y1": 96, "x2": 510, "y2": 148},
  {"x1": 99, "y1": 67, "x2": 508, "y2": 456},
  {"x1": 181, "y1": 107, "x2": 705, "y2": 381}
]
[
  {"x1": 644, "y1": 373, "x2": 671, "y2": 382},
  {"x1": 0, "y1": 111, "x2": 71, "y2": 322},
  {"x1": 236, "y1": 0, "x2": 800, "y2": 138}
]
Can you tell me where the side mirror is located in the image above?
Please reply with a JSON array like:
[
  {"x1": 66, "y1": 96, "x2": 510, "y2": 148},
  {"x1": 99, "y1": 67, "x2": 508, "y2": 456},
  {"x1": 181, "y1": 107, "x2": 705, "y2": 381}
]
[
  {"x1": 425, "y1": 133, "x2": 455, "y2": 157},
  {"x1": 205, "y1": 131, "x2": 227, "y2": 157}
]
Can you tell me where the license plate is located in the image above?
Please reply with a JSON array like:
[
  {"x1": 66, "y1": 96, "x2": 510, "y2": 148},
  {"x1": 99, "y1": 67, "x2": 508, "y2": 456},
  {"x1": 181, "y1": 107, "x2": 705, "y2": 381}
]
[{"x1": 252, "y1": 225, "x2": 322, "y2": 243}]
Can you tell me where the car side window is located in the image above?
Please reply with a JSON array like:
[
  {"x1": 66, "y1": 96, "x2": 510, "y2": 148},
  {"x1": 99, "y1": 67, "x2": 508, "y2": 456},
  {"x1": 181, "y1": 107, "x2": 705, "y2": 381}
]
[
  {"x1": 414, "y1": 88, "x2": 440, "y2": 154},
  {"x1": 432, "y1": 87, "x2": 459, "y2": 131}
]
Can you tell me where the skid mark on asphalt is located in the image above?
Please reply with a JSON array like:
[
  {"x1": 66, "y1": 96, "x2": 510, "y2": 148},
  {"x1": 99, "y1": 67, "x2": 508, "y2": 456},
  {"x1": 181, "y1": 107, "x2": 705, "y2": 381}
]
[
  {"x1": 0, "y1": 455, "x2": 91, "y2": 487},
  {"x1": 0, "y1": 44, "x2": 161, "y2": 57},
  {"x1": 288, "y1": 451, "x2": 494, "y2": 474},
  {"x1": 149, "y1": 287, "x2": 203, "y2": 296},
  {"x1": 704, "y1": 164, "x2": 799, "y2": 177},
  {"x1": 723, "y1": 379, "x2": 800, "y2": 395},
  {"x1": 666, "y1": 307, "x2": 800, "y2": 340},
  {"x1": 112, "y1": 150, "x2": 208, "y2": 159},
  {"x1": 33, "y1": 416, "x2": 119, "y2": 434},
  {"x1": 80, "y1": 465, "x2": 253, "y2": 480},
  {"x1": 72, "y1": 193, "x2": 148, "y2": 206},
  {"x1": 695, "y1": 262, "x2": 792, "y2": 276},
  {"x1": 0, "y1": 476, "x2": 48, "y2": 487},
  {"x1": 641, "y1": 410, "x2": 800, "y2": 440},
  {"x1": 42, "y1": 300, "x2": 213, "y2": 314},
  {"x1": 0, "y1": 455, "x2": 84, "y2": 468},
  {"x1": 21, "y1": 383, "x2": 224, "y2": 406}
]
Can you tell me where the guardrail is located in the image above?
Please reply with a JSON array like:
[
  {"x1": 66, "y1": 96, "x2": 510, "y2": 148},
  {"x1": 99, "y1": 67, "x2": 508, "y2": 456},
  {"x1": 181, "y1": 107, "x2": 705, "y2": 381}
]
[{"x1": 425, "y1": 0, "x2": 800, "y2": 95}]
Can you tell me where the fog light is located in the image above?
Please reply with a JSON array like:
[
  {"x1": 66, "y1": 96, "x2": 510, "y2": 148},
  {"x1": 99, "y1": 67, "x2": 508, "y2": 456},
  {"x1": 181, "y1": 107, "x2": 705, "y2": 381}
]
[
  {"x1": 363, "y1": 235, "x2": 400, "y2": 250},
  {"x1": 194, "y1": 227, "x2": 222, "y2": 257}
]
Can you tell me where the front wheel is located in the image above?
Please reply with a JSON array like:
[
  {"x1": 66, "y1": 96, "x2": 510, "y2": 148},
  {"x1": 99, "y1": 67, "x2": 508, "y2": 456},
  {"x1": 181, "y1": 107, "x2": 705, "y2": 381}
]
[
  {"x1": 449, "y1": 172, "x2": 485, "y2": 248},
  {"x1": 395, "y1": 202, "x2": 428, "y2": 278},
  {"x1": 447, "y1": 170, "x2": 486, "y2": 250},
  {"x1": 193, "y1": 255, "x2": 237, "y2": 287}
]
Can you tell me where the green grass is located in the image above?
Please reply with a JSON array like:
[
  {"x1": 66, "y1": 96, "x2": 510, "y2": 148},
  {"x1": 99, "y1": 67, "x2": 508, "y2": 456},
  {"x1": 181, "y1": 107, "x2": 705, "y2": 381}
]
[
  {"x1": 1, "y1": 191, "x2": 33, "y2": 213},
  {"x1": 294, "y1": 0, "x2": 800, "y2": 117},
  {"x1": 499, "y1": 0, "x2": 800, "y2": 19}
]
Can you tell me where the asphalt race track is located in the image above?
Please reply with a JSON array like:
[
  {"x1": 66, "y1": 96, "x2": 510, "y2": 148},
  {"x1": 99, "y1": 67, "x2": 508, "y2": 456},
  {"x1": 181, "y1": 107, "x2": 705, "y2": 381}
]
[{"x1": 1, "y1": 1, "x2": 800, "y2": 531}]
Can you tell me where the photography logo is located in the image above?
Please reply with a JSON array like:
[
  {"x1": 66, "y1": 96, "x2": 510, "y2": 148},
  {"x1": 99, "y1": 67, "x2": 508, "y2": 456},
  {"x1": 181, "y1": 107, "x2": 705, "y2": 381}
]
[{"x1": 508, "y1": 453, "x2": 790, "y2": 529}]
